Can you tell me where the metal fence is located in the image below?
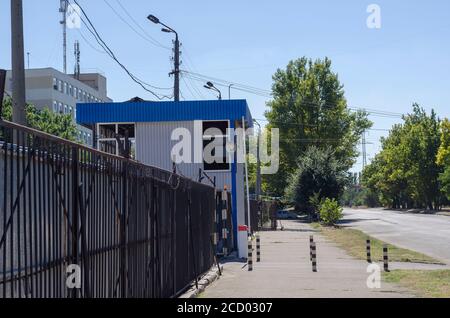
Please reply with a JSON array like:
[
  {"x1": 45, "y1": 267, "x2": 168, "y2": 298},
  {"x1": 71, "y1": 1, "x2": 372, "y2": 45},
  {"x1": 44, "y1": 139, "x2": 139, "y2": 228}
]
[{"x1": 0, "y1": 119, "x2": 216, "y2": 298}]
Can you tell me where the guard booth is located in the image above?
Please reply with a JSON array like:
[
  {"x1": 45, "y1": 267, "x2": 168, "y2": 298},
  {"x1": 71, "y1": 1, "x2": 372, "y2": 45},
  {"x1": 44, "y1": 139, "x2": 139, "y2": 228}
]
[{"x1": 76, "y1": 99, "x2": 254, "y2": 258}]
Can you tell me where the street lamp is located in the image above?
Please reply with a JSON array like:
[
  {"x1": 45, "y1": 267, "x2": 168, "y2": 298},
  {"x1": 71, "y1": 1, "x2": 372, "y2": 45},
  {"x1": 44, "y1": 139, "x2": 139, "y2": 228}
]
[
  {"x1": 228, "y1": 84, "x2": 234, "y2": 100},
  {"x1": 147, "y1": 14, "x2": 180, "y2": 102},
  {"x1": 203, "y1": 81, "x2": 222, "y2": 100}
]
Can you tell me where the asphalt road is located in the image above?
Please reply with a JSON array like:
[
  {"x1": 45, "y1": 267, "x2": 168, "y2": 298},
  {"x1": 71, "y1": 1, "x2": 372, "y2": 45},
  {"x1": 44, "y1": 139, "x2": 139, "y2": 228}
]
[{"x1": 342, "y1": 208, "x2": 450, "y2": 265}]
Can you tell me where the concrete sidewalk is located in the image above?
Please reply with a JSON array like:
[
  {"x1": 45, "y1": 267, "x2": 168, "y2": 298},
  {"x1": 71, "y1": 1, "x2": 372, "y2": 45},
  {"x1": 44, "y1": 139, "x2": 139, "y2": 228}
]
[{"x1": 201, "y1": 220, "x2": 414, "y2": 298}]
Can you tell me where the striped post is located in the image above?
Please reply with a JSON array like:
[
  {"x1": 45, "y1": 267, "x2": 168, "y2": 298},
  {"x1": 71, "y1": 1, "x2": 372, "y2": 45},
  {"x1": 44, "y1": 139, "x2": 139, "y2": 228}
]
[
  {"x1": 311, "y1": 242, "x2": 317, "y2": 272},
  {"x1": 248, "y1": 238, "x2": 253, "y2": 271},
  {"x1": 222, "y1": 188, "x2": 228, "y2": 256},
  {"x1": 366, "y1": 239, "x2": 372, "y2": 263},
  {"x1": 256, "y1": 234, "x2": 261, "y2": 262},
  {"x1": 383, "y1": 244, "x2": 389, "y2": 272},
  {"x1": 309, "y1": 235, "x2": 314, "y2": 261}
]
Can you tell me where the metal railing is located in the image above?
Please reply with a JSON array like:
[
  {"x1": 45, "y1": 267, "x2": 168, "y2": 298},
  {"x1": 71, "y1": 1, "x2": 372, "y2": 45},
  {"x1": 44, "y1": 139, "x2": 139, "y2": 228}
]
[{"x1": 0, "y1": 119, "x2": 216, "y2": 298}]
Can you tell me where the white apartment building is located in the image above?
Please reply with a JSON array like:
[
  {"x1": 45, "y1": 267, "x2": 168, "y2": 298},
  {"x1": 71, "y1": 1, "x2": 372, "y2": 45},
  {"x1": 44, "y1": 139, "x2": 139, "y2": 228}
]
[{"x1": 5, "y1": 67, "x2": 112, "y2": 145}]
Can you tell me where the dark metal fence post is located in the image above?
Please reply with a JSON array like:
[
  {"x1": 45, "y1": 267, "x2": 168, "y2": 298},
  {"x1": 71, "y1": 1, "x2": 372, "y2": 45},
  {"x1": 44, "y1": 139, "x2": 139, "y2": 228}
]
[
  {"x1": 77, "y1": 183, "x2": 91, "y2": 298},
  {"x1": 0, "y1": 69, "x2": 6, "y2": 117},
  {"x1": 366, "y1": 239, "x2": 372, "y2": 263},
  {"x1": 71, "y1": 147, "x2": 79, "y2": 298},
  {"x1": 120, "y1": 133, "x2": 130, "y2": 298},
  {"x1": 187, "y1": 189, "x2": 199, "y2": 289}
]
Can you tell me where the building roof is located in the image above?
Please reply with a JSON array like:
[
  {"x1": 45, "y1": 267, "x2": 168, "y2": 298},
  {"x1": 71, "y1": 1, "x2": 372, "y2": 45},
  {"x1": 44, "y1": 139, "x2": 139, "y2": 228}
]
[{"x1": 76, "y1": 99, "x2": 253, "y2": 127}]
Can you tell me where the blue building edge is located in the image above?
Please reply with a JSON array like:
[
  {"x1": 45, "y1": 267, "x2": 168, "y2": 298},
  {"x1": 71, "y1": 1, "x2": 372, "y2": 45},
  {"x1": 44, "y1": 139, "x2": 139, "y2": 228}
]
[{"x1": 76, "y1": 99, "x2": 253, "y2": 126}]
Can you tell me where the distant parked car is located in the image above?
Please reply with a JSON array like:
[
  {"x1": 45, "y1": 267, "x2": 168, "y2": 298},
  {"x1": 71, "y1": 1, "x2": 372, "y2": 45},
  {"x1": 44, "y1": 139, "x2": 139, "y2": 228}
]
[{"x1": 276, "y1": 210, "x2": 299, "y2": 220}]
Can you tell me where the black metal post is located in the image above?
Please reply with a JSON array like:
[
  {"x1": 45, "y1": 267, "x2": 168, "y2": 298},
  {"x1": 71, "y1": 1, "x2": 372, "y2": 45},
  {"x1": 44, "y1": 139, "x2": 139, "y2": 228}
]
[
  {"x1": 71, "y1": 147, "x2": 79, "y2": 298},
  {"x1": 0, "y1": 69, "x2": 6, "y2": 117}
]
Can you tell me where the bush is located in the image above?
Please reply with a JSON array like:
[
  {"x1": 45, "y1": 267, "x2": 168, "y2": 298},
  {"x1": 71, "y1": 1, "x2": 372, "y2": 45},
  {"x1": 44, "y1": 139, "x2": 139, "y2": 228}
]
[
  {"x1": 285, "y1": 146, "x2": 349, "y2": 216},
  {"x1": 319, "y1": 198, "x2": 343, "y2": 226}
]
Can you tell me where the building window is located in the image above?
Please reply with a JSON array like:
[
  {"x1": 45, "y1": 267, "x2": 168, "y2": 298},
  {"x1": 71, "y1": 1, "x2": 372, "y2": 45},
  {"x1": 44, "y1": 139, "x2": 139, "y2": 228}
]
[
  {"x1": 97, "y1": 123, "x2": 136, "y2": 159},
  {"x1": 63, "y1": 82, "x2": 67, "y2": 94},
  {"x1": 58, "y1": 80, "x2": 63, "y2": 92},
  {"x1": 202, "y1": 120, "x2": 230, "y2": 171},
  {"x1": 58, "y1": 102, "x2": 63, "y2": 113},
  {"x1": 53, "y1": 78, "x2": 58, "y2": 90}
]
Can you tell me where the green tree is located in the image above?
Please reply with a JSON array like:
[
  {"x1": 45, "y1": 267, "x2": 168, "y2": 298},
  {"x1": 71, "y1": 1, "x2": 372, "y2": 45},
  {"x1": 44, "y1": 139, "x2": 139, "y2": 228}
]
[
  {"x1": 1, "y1": 97, "x2": 77, "y2": 141},
  {"x1": 437, "y1": 119, "x2": 450, "y2": 200},
  {"x1": 285, "y1": 146, "x2": 349, "y2": 216},
  {"x1": 264, "y1": 57, "x2": 372, "y2": 197},
  {"x1": 363, "y1": 104, "x2": 442, "y2": 210}
]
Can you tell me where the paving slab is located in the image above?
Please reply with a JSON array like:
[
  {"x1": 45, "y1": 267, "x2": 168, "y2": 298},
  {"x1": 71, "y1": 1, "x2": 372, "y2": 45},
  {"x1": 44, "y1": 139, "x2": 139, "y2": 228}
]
[{"x1": 201, "y1": 220, "x2": 415, "y2": 298}]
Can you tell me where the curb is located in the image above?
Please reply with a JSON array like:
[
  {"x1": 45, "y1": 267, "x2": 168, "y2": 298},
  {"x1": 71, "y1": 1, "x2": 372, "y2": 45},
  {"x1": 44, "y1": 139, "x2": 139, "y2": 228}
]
[{"x1": 179, "y1": 265, "x2": 224, "y2": 298}]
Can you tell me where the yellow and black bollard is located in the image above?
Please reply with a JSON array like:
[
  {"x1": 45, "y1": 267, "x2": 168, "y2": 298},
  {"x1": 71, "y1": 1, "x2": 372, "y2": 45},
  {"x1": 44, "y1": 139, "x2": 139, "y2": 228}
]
[
  {"x1": 311, "y1": 242, "x2": 317, "y2": 272},
  {"x1": 383, "y1": 244, "x2": 389, "y2": 272},
  {"x1": 366, "y1": 239, "x2": 372, "y2": 263},
  {"x1": 248, "y1": 238, "x2": 253, "y2": 271},
  {"x1": 256, "y1": 234, "x2": 261, "y2": 262}
]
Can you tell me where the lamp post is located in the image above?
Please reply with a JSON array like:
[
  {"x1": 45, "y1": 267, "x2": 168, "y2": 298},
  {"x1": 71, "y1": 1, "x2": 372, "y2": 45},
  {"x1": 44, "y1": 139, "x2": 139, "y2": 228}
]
[
  {"x1": 203, "y1": 81, "x2": 222, "y2": 100},
  {"x1": 147, "y1": 14, "x2": 180, "y2": 102},
  {"x1": 228, "y1": 84, "x2": 234, "y2": 100}
]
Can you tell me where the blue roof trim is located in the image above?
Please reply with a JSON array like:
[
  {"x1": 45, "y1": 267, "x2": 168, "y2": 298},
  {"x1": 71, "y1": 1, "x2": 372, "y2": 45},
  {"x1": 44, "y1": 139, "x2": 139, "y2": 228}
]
[{"x1": 76, "y1": 99, "x2": 253, "y2": 127}]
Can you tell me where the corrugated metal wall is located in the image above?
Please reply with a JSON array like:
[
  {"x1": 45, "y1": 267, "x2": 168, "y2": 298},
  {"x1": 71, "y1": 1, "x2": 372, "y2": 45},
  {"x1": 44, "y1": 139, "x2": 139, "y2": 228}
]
[{"x1": 136, "y1": 121, "x2": 232, "y2": 191}]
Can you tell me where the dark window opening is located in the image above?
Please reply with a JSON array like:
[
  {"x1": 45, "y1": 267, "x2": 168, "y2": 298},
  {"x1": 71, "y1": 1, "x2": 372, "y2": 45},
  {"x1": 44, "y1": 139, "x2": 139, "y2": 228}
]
[{"x1": 202, "y1": 121, "x2": 230, "y2": 171}]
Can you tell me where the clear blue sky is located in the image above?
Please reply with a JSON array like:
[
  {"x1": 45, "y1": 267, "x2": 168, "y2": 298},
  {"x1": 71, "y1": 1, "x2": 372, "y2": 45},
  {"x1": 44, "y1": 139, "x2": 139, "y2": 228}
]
[{"x1": 1, "y1": 0, "x2": 450, "y2": 172}]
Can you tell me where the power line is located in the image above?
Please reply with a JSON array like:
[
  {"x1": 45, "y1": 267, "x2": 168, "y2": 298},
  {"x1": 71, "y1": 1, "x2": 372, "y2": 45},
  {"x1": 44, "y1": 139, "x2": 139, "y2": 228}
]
[
  {"x1": 181, "y1": 70, "x2": 272, "y2": 96},
  {"x1": 71, "y1": 0, "x2": 172, "y2": 99},
  {"x1": 181, "y1": 76, "x2": 198, "y2": 100},
  {"x1": 102, "y1": 0, "x2": 170, "y2": 50},
  {"x1": 183, "y1": 71, "x2": 404, "y2": 118},
  {"x1": 180, "y1": 52, "x2": 207, "y2": 99},
  {"x1": 114, "y1": 0, "x2": 171, "y2": 50},
  {"x1": 76, "y1": 27, "x2": 106, "y2": 54},
  {"x1": 253, "y1": 118, "x2": 392, "y2": 132}
]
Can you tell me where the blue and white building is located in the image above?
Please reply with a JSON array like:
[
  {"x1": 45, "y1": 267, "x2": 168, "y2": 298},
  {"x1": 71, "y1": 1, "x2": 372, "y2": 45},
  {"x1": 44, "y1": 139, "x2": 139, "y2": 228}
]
[{"x1": 76, "y1": 99, "x2": 253, "y2": 257}]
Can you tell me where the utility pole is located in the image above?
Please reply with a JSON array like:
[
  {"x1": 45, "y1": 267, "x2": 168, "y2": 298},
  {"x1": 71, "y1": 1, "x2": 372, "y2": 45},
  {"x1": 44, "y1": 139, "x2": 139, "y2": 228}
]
[
  {"x1": 74, "y1": 40, "x2": 80, "y2": 79},
  {"x1": 11, "y1": 0, "x2": 27, "y2": 125},
  {"x1": 173, "y1": 35, "x2": 180, "y2": 101},
  {"x1": 60, "y1": 0, "x2": 68, "y2": 74}
]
